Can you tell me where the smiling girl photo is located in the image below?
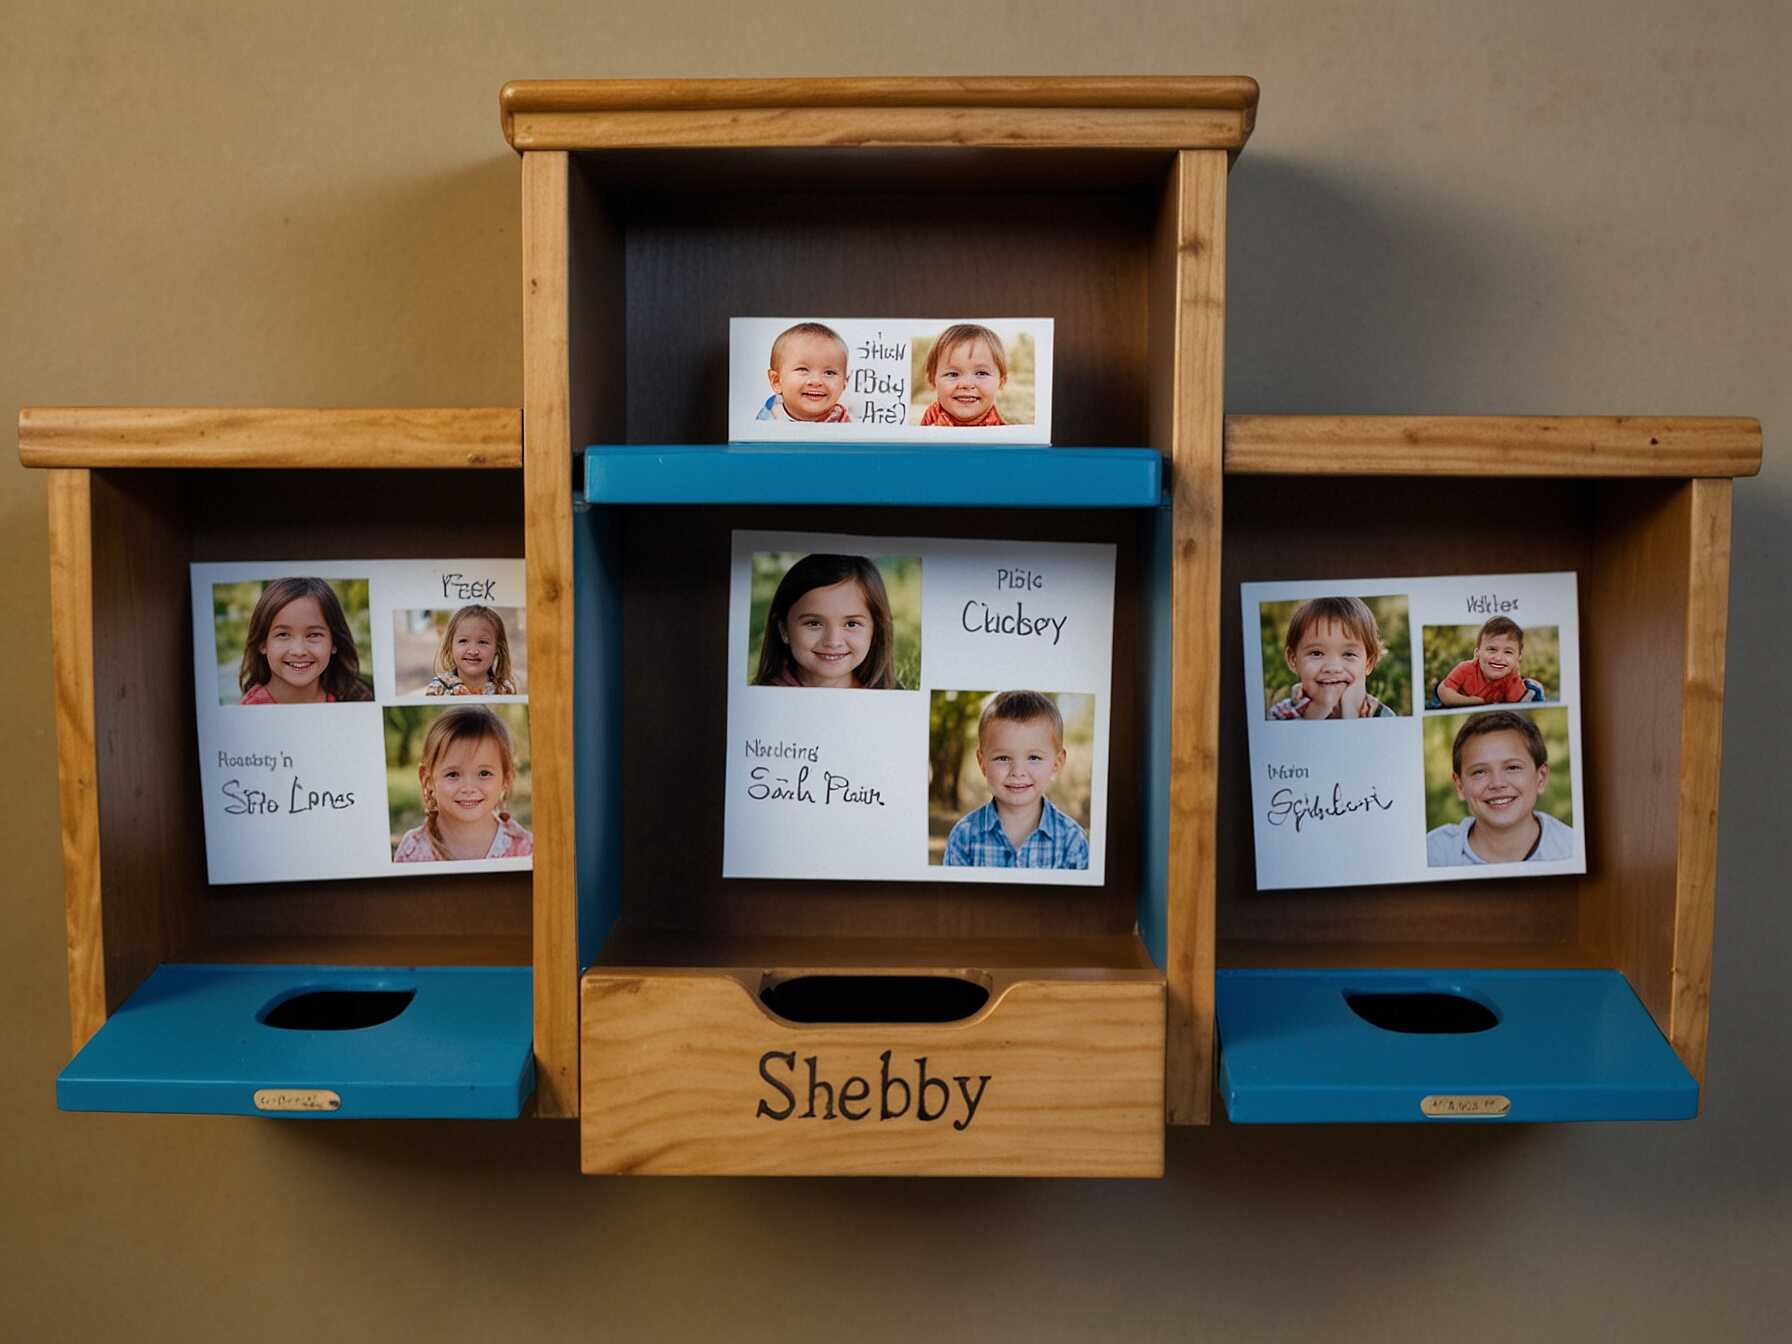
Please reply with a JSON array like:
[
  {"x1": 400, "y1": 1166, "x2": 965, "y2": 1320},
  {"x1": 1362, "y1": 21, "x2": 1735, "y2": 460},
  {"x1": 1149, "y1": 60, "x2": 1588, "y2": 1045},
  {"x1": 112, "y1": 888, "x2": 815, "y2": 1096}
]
[{"x1": 221, "y1": 576, "x2": 374, "y2": 706}]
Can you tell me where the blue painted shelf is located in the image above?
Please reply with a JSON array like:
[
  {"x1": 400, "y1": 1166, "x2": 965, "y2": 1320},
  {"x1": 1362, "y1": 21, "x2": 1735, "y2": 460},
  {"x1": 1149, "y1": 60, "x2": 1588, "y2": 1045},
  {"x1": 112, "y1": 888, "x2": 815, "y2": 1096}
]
[
  {"x1": 57, "y1": 964, "x2": 535, "y2": 1119},
  {"x1": 1216, "y1": 968, "x2": 1698, "y2": 1124},
  {"x1": 583, "y1": 444, "x2": 1162, "y2": 508}
]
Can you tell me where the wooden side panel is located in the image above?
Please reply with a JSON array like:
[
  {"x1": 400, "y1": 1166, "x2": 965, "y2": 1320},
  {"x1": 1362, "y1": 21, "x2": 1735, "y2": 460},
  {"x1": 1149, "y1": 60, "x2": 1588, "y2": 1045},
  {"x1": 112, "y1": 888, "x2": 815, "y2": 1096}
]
[
  {"x1": 522, "y1": 151, "x2": 579, "y2": 1118},
  {"x1": 509, "y1": 108, "x2": 1252, "y2": 153},
  {"x1": 1223, "y1": 415, "x2": 1762, "y2": 479},
  {"x1": 581, "y1": 969, "x2": 1164, "y2": 1176},
  {"x1": 20, "y1": 407, "x2": 521, "y2": 470},
  {"x1": 1155, "y1": 151, "x2": 1227, "y2": 1126},
  {"x1": 46, "y1": 470, "x2": 104, "y2": 1051},
  {"x1": 1669, "y1": 479, "x2": 1731, "y2": 1082}
]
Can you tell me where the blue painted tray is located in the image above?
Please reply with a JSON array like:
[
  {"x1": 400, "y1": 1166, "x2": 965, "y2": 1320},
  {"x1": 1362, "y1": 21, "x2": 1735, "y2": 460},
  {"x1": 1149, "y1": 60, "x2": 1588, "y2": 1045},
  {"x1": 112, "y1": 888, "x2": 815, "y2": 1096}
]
[
  {"x1": 1217, "y1": 969, "x2": 1698, "y2": 1123},
  {"x1": 57, "y1": 964, "x2": 535, "y2": 1119},
  {"x1": 583, "y1": 444, "x2": 1162, "y2": 508}
]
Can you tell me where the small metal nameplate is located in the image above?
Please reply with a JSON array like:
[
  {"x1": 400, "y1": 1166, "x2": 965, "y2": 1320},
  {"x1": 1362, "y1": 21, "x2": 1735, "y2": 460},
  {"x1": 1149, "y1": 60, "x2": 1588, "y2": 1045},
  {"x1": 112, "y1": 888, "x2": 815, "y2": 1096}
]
[
  {"x1": 253, "y1": 1089, "x2": 342, "y2": 1113},
  {"x1": 1420, "y1": 1094, "x2": 1511, "y2": 1118}
]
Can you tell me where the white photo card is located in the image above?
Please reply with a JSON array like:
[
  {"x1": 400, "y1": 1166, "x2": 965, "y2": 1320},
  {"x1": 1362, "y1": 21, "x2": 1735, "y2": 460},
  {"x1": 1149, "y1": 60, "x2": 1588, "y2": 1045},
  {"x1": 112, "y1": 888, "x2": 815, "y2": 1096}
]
[
  {"x1": 1240, "y1": 571, "x2": 1585, "y2": 890},
  {"x1": 190, "y1": 559, "x2": 532, "y2": 884},
  {"x1": 724, "y1": 529, "x2": 1113, "y2": 885},
  {"x1": 728, "y1": 317, "x2": 1054, "y2": 444}
]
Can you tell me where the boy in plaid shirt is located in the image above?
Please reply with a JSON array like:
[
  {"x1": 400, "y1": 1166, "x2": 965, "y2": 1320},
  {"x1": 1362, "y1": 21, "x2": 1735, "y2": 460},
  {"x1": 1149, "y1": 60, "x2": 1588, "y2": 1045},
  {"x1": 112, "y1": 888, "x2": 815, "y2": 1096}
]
[{"x1": 944, "y1": 690, "x2": 1089, "y2": 869}]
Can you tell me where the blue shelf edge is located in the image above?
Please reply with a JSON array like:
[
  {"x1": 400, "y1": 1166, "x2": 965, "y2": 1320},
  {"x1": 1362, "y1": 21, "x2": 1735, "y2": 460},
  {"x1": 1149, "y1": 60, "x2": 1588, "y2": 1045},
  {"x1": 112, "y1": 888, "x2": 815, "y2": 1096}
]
[
  {"x1": 1216, "y1": 968, "x2": 1698, "y2": 1124},
  {"x1": 57, "y1": 964, "x2": 535, "y2": 1119},
  {"x1": 583, "y1": 443, "x2": 1162, "y2": 508}
]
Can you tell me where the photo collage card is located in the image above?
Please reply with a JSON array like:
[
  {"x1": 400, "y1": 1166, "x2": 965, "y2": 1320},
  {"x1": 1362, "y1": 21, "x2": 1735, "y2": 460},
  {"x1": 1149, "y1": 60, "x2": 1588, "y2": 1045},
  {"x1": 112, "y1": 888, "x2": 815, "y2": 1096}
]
[
  {"x1": 1240, "y1": 572, "x2": 1585, "y2": 889},
  {"x1": 189, "y1": 559, "x2": 531, "y2": 884},
  {"x1": 723, "y1": 529, "x2": 1114, "y2": 884},
  {"x1": 727, "y1": 318, "x2": 1054, "y2": 444}
]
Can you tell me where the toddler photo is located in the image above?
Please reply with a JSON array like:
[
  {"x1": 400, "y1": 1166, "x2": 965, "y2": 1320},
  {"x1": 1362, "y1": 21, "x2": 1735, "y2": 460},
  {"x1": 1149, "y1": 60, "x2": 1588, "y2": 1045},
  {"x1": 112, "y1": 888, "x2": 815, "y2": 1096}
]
[
  {"x1": 756, "y1": 321, "x2": 852, "y2": 424},
  {"x1": 1258, "y1": 594, "x2": 1411, "y2": 720},
  {"x1": 910, "y1": 323, "x2": 1035, "y2": 428},
  {"x1": 386, "y1": 703, "x2": 534, "y2": 863},
  {"x1": 394, "y1": 604, "x2": 527, "y2": 697},
  {"x1": 929, "y1": 689, "x2": 1094, "y2": 869}
]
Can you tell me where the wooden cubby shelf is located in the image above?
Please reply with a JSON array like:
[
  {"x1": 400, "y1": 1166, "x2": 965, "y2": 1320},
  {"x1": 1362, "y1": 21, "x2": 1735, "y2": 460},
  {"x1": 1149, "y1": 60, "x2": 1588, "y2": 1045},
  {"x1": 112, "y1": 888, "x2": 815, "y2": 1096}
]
[{"x1": 18, "y1": 77, "x2": 1765, "y2": 1161}]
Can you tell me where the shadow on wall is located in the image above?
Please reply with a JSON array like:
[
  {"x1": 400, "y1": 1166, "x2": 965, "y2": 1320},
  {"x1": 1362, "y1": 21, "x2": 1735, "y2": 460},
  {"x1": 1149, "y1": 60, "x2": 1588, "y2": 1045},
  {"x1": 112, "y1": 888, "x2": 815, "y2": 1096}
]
[{"x1": 1226, "y1": 156, "x2": 1576, "y2": 415}]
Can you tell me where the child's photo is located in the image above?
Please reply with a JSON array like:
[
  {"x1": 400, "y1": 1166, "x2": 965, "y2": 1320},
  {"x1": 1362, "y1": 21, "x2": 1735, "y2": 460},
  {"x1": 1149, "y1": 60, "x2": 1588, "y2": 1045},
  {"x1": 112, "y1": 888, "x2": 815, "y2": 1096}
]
[
  {"x1": 213, "y1": 576, "x2": 374, "y2": 706},
  {"x1": 910, "y1": 323, "x2": 1037, "y2": 428},
  {"x1": 393, "y1": 604, "x2": 527, "y2": 697},
  {"x1": 385, "y1": 703, "x2": 533, "y2": 863},
  {"x1": 1424, "y1": 707, "x2": 1576, "y2": 867},
  {"x1": 927, "y1": 689, "x2": 1094, "y2": 869},
  {"x1": 1423, "y1": 619, "x2": 1557, "y2": 708},
  {"x1": 1258, "y1": 594, "x2": 1411, "y2": 720},
  {"x1": 757, "y1": 321, "x2": 851, "y2": 424},
  {"x1": 748, "y1": 551, "x2": 921, "y2": 690}
]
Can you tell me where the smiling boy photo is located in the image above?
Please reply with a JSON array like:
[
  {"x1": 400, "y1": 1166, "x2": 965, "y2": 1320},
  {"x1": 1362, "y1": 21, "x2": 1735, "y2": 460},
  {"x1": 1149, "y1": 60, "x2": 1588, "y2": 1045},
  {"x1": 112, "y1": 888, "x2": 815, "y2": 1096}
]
[
  {"x1": 1425, "y1": 708, "x2": 1577, "y2": 866},
  {"x1": 937, "y1": 689, "x2": 1090, "y2": 869},
  {"x1": 756, "y1": 321, "x2": 852, "y2": 423},
  {"x1": 1262, "y1": 594, "x2": 1411, "y2": 720}
]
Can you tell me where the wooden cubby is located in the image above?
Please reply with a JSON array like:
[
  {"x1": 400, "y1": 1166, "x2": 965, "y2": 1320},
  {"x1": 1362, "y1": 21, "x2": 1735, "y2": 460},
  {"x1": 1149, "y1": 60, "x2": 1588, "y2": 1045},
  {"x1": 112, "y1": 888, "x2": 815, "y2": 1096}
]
[{"x1": 509, "y1": 77, "x2": 1251, "y2": 1170}]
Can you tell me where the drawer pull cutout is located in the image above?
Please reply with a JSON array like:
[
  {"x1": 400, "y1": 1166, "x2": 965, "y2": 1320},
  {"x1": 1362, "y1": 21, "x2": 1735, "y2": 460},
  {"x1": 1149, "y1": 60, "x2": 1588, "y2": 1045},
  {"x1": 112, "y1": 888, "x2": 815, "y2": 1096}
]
[
  {"x1": 760, "y1": 975, "x2": 990, "y2": 1024},
  {"x1": 259, "y1": 989, "x2": 417, "y2": 1032},
  {"x1": 1344, "y1": 991, "x2": 1498, "y2": 1035}
]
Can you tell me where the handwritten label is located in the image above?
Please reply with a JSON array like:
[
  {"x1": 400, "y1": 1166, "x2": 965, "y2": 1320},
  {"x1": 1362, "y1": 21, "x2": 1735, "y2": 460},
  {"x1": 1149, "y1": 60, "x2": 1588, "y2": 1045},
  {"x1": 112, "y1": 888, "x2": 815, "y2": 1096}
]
[
  {"x1": 253, "y1": 1088, "x2": 342, "y2": 1113},
  {"x1": 756, "y1": 1051, "x2": 990, "y2": 1131},
  {"x1": 1266, "y1": 782, "x2": 1394, "y2": 833},
  {"x1": 220, "y1": 776, "x2": 357, "y2": 816},
  {"x1": 1420, "y1": 1094, "x2": 1511, "y2": 1118},
  {"x1": 746, "y1": 765, "x2": 885, "y2": 808}
]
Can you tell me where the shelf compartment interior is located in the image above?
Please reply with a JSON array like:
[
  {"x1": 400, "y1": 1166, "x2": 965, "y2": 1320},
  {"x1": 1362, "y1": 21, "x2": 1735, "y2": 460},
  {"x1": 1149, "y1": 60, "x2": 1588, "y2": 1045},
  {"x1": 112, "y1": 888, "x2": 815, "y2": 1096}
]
[
  {"x1": 58, "y1": 963, "x2": 534, "y2": 1118},
  {"x1": 1216, "y1": 968, "x2": 1697, "y2": 1123}
]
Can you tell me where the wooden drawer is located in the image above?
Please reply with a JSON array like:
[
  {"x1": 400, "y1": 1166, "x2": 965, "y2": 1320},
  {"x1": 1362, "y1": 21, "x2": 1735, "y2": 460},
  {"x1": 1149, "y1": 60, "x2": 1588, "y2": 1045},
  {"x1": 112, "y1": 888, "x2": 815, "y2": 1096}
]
[{"x1": 580, "y1": 965, "x2": 1164, "y2": 1176}]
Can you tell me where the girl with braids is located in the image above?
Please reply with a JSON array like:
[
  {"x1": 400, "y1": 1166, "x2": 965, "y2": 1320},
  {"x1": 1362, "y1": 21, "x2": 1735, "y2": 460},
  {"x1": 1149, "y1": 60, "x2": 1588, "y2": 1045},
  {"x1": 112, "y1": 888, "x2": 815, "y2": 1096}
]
[
  {"x1": 238, "y1": 577, "x2": 374, "y2": 704},
  {"x1": 392, "y1": 706, "x2": 532, "y2": 862}
]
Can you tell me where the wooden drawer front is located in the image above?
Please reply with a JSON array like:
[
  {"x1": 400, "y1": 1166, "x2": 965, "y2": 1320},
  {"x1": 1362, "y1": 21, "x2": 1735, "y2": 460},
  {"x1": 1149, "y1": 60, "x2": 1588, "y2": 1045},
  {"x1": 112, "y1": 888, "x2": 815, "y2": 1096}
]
[{"x1": 580, "y1": 970, "x2": 1164, "y2": 1176}]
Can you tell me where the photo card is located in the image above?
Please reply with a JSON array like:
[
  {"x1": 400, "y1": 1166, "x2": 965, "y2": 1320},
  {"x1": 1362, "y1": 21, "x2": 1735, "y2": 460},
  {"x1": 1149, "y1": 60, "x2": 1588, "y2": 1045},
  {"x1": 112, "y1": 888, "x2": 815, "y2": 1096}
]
[
  {"x1": 191, "y1": 558, "x2": 530, "y2": 884},
  {"x1": 724, "y1": 529, "x2": 1113, "y2": 884},
  {"x1": 1240, "y1": 572, "x2": 1585, "y2": 889},
  {"x1": 728, "y1": 317, "x2": 1054, "y2": 444}
]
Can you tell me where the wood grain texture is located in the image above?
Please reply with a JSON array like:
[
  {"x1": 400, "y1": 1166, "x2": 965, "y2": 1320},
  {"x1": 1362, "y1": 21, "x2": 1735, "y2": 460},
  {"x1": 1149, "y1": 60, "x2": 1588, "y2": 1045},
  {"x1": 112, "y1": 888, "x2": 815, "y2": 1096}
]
[
  {"x1": 502, "y1": 76, "x2": 1262, "y2": 116},
  {"x1": 1223, "y1": 415, "x2": 1763, "y2": 478},
  {"x1": 509, "y1": 107, "x2": 1253, "y2": 153},
  {"x1": 1156, "y1": 151, "x2": 1228, "y2": 1127},
  {"x1": 46, "y1": 470, "x2": 104, "y2": 1052},
  {"x1": 595, "y1": 930, "x2": 1159, "y2": 972},
  {"x1": 1670, "y1": 479, "x2": 1731, "y2": 1084},
  {"x1": 1578, "y1": 481, "x2": 1697, "y2": 1065},
  {"x1": 522, "y1": 151, "x2": 579, "y2": 1119},
  {"x1": 19, "y1": 407, "x2": 521, "y2": 470},
  {"x1": 581, "y1": 967, "x2": 1164, "y2": 1176}
]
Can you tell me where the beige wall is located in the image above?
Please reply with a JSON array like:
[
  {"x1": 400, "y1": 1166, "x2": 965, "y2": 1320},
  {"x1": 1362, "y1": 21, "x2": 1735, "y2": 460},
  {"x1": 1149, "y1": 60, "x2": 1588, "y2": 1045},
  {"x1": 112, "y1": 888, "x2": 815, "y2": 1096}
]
[{"x1": 4, "y1": 3, "x2": 1787, "y2": 1339}]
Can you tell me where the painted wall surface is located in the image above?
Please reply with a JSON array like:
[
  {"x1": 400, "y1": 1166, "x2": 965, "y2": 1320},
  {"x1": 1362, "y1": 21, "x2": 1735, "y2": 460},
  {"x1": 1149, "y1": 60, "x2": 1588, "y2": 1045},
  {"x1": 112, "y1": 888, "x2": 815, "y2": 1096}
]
[{"x1": 4, "y1": 3, "x2": 1787, "y2": 1339}]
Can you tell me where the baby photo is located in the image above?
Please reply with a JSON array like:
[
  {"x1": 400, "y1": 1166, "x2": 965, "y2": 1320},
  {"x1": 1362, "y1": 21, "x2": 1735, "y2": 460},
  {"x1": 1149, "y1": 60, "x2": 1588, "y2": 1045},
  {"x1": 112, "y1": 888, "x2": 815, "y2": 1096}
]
[
  {"x1": 909, "y1": 323, "x2": 1037, "y2": 428},
  {"x1": 393, "y1": 604, "x2": 527, "y2": 697},
  {"x1": 927, "y1": 689, "x2": 1094, "y2": 869},
  {"x1": 747, "y1": 551, "x2": 921, "y2": 690},
  {"x1": 1423, "y1": 707, "x2": 1576, "y2": 867},
  {"x1": 212, "y1": 576, "x2": 374, "y2": 706},
  {"x1": 1422, "y1": 619, "x2": 1557, "y2": 708},
  {"x1": 728, "y1": 317, "x2": 1054, "y2": 444},
  {"x1": 1257, "y1": 594, "x2": 1412, "y2": 720},
  {"x1": 385, "y1": 703, "x2": 533, "y2": 864}
]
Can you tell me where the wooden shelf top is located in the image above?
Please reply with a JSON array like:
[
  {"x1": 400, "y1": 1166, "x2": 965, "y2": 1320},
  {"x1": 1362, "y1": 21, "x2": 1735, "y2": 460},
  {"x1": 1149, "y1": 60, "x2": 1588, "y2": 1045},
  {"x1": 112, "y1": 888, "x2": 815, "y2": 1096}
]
[
  {"x1": 19, "y1": 407, "x2": 522, "y2": 470},
  {"x1": 1223, "y1": 414, "x2": 1763, "y2": 479},
  {"x1": 500, "y1": 76, "x2": 1259, "y2": 153}
]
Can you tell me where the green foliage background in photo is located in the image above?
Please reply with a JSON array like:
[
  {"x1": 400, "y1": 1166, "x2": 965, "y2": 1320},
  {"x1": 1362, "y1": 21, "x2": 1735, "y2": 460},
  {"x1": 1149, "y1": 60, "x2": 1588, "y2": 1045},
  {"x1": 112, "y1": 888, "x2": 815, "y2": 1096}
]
[
  {"x1": 748, "y1": 552, "x2": 922, "y2": 689},
  {"x1": 909, "y1": 328, "x2": 1037, "y2": 424},
  {"x1": 1422, "y1": 624, "x2": 1560, "y2": 702},
  {"x1": 1423, "y1": 706, "x2": 1574, "y2": 831},
  {"x1": 384, "y1": 702, "x2": 534, "y2": 847},
  {"x1": 926, "y1": 689, "x2": 1095, "y2": 864},
  {"x1": 1257, "y1": 594, "x2": 1412, "y2": 717}
]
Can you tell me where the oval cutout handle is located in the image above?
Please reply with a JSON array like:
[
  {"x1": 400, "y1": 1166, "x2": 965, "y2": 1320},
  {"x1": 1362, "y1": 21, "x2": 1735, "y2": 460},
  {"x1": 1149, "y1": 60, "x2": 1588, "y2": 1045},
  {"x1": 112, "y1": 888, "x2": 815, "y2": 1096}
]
[
  {"x1": 1344, "y1": 991, "x2": 1498, "y2": 1035},
  {"x1": 760, "y1": 975, "x2": 990, "y2": 1024},
  {"x1": 259, "y1": 988, "x2": 417, "y2": 1032}
]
